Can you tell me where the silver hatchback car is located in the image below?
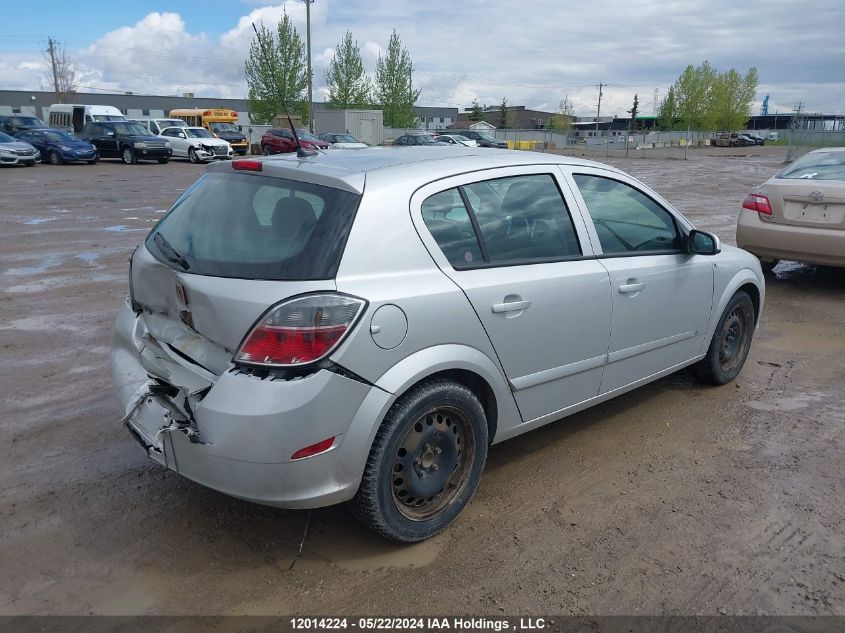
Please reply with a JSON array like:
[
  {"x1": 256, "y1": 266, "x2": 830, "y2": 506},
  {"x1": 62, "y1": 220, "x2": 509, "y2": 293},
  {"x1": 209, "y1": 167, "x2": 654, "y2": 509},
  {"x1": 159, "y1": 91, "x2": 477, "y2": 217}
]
[{"x1": 112, "y1": 147, "x2": 765, "y2": 542}]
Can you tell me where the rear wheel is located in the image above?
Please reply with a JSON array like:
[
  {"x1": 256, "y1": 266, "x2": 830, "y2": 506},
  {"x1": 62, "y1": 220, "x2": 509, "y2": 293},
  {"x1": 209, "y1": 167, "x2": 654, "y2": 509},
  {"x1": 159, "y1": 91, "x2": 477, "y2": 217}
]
[
  {"x1": 49, "y1": 151, "x2": 62, "y2": 165},
  {"x1": 121, "y1": 147, "x2": 136, "y2": 165},
  {"x1": 350, "y1": 379, "x2": 488, "y2": 542},
  {"x1": 693, "y1": 291, "x2": 755, "y2": 386}
]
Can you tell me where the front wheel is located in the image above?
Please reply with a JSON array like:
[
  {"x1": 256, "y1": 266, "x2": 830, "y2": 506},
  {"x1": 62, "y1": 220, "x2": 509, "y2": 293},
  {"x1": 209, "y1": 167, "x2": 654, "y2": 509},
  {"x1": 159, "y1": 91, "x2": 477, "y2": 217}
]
[
  {"x1": 121, "y1": 147, "x2": 136, "y2": 165},
  {"x1": 693, "y1": 290, "x2": 755, "y2": 386},
  {"x1": 261, "y1": 144, "x2": 271, "y2": 156},
  {"x1": 188, "y1": 147, "x2": 200, "y2": 163},
  {"x1": 350, "y1": 379, "x2": 488, "y2": 542}
]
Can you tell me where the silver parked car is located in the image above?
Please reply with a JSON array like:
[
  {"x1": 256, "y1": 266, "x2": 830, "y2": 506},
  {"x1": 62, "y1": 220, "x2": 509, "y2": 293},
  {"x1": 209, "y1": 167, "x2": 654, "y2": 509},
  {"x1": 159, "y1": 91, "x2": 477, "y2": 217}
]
[{"x1": 113, "y1": 147, "x2": 765, "y2": 542}]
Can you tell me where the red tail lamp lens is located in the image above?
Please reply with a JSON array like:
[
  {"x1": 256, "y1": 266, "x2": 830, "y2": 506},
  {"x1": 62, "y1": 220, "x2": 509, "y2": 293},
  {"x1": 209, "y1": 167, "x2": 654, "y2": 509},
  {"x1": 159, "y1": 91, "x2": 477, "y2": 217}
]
[
  {"x1": 742, "y1": 193, "x2": 772, "y2": 215},
  {"x1": 236, "y1": 294, "x2": 365, "y2": 367},
  {"x1": 232, "y1": 159, "x2": 262, "y2": 172},
  {"x1": 291, "y1": 436, "x2": 336, "y2": 461}
]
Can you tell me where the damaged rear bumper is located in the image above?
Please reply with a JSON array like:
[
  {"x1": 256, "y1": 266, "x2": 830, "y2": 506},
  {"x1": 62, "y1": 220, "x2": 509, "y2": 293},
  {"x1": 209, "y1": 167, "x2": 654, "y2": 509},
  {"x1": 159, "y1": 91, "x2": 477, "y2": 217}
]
[{"x1": 111, "y1": 301, "x2": 393, "y2": 509}]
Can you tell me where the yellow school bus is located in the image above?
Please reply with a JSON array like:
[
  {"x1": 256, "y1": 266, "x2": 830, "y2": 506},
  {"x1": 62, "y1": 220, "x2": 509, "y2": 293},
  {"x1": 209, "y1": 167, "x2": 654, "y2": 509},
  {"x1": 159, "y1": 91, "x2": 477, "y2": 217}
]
[{"x1": 168, "y1": 108, "x2": 248, "y2": 155}]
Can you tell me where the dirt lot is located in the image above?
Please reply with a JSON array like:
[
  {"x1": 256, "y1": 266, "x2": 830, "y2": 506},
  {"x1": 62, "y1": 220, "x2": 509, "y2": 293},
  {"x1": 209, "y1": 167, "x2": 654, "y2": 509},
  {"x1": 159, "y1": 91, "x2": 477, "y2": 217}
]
[{"x1": 1, "y1": 147, "x2": 843, "y2": 616}]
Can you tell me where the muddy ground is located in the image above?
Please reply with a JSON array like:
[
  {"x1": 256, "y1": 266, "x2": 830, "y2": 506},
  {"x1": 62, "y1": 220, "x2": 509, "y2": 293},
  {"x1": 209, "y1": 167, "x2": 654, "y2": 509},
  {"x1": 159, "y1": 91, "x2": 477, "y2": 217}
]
[{"x1": 1, "y1": 146, "x2": 843, "y2": 616}]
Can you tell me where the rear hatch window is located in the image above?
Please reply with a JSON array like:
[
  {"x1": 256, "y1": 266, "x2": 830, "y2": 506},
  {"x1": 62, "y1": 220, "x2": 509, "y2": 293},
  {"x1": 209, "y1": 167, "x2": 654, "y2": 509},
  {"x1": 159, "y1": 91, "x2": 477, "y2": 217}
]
[{"x1": 146, "y1": 172, "x2": 361, "y2": 280}]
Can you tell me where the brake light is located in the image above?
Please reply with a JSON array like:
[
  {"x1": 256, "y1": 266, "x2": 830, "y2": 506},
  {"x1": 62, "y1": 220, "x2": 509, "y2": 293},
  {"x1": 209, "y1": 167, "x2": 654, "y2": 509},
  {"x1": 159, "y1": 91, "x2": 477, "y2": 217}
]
[
  {"x1": 291, "y1": 436, "x2": 336, "y2": 460},
  {"x1": 235, "y1": 294, "x2": 366, "y2": 367},
  {"x1": 742, "y1": 193, "x2": 772, "y2": 215},
  {"x1": 232, "y1": 159, "x2": 262, "y2": 172}
]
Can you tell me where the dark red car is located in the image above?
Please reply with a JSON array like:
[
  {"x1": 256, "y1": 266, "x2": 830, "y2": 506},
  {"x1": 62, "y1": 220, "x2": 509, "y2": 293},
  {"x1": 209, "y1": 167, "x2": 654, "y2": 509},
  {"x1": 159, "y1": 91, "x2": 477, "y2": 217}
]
[{"x1": 260, "y1": 128, "x2": 329, "y2": 155}]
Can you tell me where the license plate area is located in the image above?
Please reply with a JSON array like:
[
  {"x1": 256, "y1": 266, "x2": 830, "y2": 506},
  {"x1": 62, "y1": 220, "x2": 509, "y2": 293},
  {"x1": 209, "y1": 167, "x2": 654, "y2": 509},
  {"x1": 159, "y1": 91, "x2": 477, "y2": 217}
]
[{"x1": 783, "y1": 200, "x2": 845, "y2": 225}]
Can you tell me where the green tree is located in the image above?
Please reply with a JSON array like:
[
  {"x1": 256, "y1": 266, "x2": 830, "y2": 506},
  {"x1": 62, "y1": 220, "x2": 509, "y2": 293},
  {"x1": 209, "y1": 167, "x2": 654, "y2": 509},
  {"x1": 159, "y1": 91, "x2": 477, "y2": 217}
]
[
  {"x1": 712, "y1": 67, "x2": 758, "y2": 130},
  {"x1": 628, "y1": 93, "x2": 639, "y2": 128},
  {"x1": 325, "y1": 31, "x2": 371, "y2": 110},
  {"x1": 657, "y1": 86, "x2": 678, "y2": 130},
  {"x1": 468, "y1": 99, "x2": 484, "y2": 122},
  {"x1": 673, "y1": 61, "x2": 718, "y2": 130},
  {"x1": 374, "y1": 30, "x2": 420, "y2": 128},
  {"x1": 547, "y1": 95, "x2": 575, "y2": 132},
  {"x1": 498, "y1": 97, "x2": 509, "y2": 128},
  {"x1": 244, "y1": 14, "x2": 308, "y2": 125}
]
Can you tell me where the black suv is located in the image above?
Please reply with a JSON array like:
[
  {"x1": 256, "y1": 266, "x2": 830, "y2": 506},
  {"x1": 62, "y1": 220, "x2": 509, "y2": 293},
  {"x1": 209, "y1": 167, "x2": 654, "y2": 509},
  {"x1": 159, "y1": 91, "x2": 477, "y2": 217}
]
[
  {"x1": 454, "y1": 130, "x2": 507, "y2": 148},
  {"x1": 0, "y1": 115, "x2": 47, "y2": 135},
  {"x1": 78, "y1": 121, "x2": 172, "y2": 164}
]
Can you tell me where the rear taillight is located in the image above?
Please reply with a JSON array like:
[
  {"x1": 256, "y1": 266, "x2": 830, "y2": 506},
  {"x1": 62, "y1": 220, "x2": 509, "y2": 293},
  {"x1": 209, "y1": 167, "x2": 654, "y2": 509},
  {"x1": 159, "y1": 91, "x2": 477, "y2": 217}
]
[
  {"x1": 235, "y1": 294, "x2": 366, "y2": 367},
  {"x1": 742, "y1": 193, "x2": 772, "y2": 215},
  {"x1": 232, "y1": 159, "x2": 262, "y2": 171}
]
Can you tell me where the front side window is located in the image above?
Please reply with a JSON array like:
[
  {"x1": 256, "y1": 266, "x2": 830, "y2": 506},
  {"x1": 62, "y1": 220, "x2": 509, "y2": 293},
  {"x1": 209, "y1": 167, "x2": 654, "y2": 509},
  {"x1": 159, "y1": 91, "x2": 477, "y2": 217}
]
[
  {"x1": 573, "y1": 174, "x2": 682, "y2": 255},
  {"x1": 421, "y1": 174, "x2": 581, "y2": 267}
]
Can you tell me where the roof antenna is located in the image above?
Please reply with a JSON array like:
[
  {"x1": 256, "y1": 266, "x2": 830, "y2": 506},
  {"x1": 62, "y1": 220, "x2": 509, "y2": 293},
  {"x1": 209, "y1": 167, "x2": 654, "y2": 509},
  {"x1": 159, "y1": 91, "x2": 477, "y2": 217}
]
[{"x1": 251, "y1": 22, "x2": 317, "y2": 158}]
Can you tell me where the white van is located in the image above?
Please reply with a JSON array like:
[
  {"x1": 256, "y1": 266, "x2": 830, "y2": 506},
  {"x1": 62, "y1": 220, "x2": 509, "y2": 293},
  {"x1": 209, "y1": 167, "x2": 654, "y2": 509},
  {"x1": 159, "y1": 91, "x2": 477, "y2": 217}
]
[
  {"x1": 131, "y1": 118, "x2": 188, "y2": 136},
  {"x1": 48, "y1": 104, "x2": 126, "y2": 133}
]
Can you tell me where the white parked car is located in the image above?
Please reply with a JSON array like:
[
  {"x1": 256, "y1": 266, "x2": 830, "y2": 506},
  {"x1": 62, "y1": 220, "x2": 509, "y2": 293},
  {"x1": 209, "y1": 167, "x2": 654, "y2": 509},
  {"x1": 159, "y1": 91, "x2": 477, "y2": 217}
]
[
  {"x1": 159, "y1": 126, "x2": 233, "y2": 163},
  {"x1": 436, "y1": 134, "x2": 478, "y2": 147},
  {"x1": 318, "y1": 132, "x2": 368, "y2": 149}
]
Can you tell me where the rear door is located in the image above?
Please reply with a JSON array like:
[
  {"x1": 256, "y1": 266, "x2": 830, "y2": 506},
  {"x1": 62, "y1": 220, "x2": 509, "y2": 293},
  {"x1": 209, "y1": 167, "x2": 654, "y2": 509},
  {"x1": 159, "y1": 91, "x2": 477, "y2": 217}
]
[
  {"x1": 411, "y1": 167, "x2": 612, "y2": 423},
  {"x1": 565, "y1": 168, "x2": 714, "y2": 394}
]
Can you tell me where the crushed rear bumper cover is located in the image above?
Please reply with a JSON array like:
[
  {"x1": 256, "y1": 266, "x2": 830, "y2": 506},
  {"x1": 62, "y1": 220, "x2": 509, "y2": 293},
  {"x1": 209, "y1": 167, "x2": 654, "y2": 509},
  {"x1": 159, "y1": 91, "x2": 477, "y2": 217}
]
[{"x1": 111, "y1": 301, "x2": 393, "y2": 508}]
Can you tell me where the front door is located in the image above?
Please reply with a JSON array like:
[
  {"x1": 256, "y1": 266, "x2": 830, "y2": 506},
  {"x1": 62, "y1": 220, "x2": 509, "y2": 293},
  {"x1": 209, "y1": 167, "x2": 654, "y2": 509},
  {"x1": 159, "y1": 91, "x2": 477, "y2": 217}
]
[
  {"x1": 412, "y1": 168, "x2": 612, "y2": 423},
  {"x1": 567, "y1": 170, "x2": 714, "y2": 393}
]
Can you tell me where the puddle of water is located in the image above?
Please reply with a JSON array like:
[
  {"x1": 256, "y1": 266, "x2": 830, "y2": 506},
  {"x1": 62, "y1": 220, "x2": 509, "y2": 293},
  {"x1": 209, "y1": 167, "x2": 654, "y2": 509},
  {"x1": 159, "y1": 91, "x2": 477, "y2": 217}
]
[
  {"x1": 102, "y1": 225, "x2": 145, "y2": 233},
  {"x1": 294, "y1": 512, "x2": 444, "y2": 572},
  {"x1": 76, "y1": 252, "x2": 99, "y2": 264},
  {"x1": 4, "y1": 255, "x2": 61, "y2": 276},
  {"x1": 746, "y1": 393, "x2": 825, "y2": 412},
  {"x1": 23, "y1": 218, "x2": 55, "y2": 225}
]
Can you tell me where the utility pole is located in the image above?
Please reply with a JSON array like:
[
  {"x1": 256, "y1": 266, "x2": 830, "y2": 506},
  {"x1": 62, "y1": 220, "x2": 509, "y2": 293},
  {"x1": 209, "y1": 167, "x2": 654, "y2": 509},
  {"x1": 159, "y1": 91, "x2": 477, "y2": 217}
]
[
  {"x1": 595, "y1": 82, "x2": 605, "y2": 133},
  {"x1": 47, "y1": 37, "x2": 60, "y2": 103},
  {"x1": 304, "y1": 0, "x2": 314, "y2": 132}
]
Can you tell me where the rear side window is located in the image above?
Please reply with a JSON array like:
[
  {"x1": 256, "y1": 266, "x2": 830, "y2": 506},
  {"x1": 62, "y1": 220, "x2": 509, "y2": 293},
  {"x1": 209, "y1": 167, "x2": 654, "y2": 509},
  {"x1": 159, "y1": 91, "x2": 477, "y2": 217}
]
[
  {"x1": 421, "y1": 189, "x2": 483, "y2": 267},
  {"x1": 147, "y1": 172, "x2": 361, "y2": 280},
  {"x1": 573, "y1": 174, "x2": 681, "y2": 255}
]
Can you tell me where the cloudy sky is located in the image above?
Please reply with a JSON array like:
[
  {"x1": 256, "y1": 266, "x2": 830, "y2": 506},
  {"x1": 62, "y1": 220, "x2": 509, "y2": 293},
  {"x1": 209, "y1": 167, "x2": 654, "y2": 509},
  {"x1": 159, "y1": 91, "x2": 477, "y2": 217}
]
[{"x1": 2, "y1": 0, "x2": 843, "y2": 117}]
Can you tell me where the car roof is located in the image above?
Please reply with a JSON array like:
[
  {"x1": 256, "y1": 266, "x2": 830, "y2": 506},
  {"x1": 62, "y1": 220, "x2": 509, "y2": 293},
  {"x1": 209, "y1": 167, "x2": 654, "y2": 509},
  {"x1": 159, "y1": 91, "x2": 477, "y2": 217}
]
[{"x1": 208, "y1": 146, "x2": 619, "y2": 194}]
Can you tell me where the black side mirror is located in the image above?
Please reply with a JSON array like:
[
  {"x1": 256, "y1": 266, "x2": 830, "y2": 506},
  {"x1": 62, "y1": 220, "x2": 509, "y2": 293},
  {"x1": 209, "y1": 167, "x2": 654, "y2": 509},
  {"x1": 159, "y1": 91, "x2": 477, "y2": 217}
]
[{"x1": 688, "y1": 229, "x2": 720, "y2": 255}]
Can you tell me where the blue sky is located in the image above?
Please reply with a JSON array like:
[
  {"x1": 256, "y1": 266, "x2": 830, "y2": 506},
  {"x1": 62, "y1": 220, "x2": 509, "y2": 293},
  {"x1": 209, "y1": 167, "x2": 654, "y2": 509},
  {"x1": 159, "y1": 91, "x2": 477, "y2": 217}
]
[{"x1": 2, "y1": 0, "x2": 844, "y2": 116}]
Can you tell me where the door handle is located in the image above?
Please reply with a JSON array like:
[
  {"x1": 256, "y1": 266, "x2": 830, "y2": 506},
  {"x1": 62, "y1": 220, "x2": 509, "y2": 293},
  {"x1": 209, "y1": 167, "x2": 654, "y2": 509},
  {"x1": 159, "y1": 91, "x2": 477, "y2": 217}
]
[
  {"x1": 492, "y1": 300, "x2": 531, "y2": 313},
  {"x1": 618, "y1": 282, "x2": 645, "y2": 294}
]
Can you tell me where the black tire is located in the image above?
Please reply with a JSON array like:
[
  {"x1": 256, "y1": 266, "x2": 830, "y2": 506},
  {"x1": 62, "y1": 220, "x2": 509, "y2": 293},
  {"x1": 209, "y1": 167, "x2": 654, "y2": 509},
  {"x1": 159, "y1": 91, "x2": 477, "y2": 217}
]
[
  {"x1": 87, "y1": 158, "x2": 98, "y2": 165},
  {"x1": 261, "y1": 144, "x2": 271, "y2": 156},
  {"x1": 350, "y1": 379, "x2": 488, "y2": 542},
  {"x1": 693, "y1": 290, "x2": 755, "y2": 386},
  {"x1": 188, "y1": 147, "x2": 200, "y2": 163},
  {"x1": 121, "y1": 146, "x2": 136, "y2": 165},
  {"x1": 157, "y1": 157, "x2": 170, "y2": 164},
  {"x1": 759, "y1": 257, "x2": 779, "y2": 274},
  {"x1": 49, "y1": 151, "x2": 62, "y2": 166}
]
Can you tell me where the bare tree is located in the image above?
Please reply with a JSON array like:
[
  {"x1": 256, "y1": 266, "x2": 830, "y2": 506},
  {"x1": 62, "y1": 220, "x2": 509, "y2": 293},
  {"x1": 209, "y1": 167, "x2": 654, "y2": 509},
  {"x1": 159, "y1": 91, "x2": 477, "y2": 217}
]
[{"x1": 43, "y1": 38, "x2": 78, "y2": 103}]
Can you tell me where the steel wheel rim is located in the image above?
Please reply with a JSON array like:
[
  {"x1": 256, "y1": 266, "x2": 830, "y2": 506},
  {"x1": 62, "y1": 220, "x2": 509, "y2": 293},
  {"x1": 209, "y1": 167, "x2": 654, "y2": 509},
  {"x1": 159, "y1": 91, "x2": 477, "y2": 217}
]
[
  {"x1": 391, "y1": 405, "x2": 476, "y2": 521},
  {"x1": 719, "y1": 305, "x2": 752, "y2": 372}
]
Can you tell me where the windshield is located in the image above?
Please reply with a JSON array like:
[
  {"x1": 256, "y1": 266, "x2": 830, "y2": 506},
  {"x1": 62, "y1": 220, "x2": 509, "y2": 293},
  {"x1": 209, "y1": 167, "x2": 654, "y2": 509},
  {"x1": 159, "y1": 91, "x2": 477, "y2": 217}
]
[
  {"x1": 477, "y1": 133, "x2": 496, "y2": 141},
  {"x1": 0, "y1": 131, "x2": 14, "y2": 142},
  {"x1": 12, "y1": 117, "x2": 44, "y2": 127},
  {"x1": 451, "y1": 135, "x2": 470, "y2": 141},
  {"x1": 108, "y1": 122, "x2": 149, "y2": 135},
  {"x1": 778, "y1": 151, "x2": 845, "y2": 181},
  {"x1": 44, "y1": 130, "x2": 80, "y2": 142},
  {"x1": 209, "y1": 122, "x2": 239, "y2": 132},
  {"x1": 93, "y1": 115, "x2": 126, "y2": 122},
  {"x1": 333, "y1": 134, "x2": 359, "y2": 143},
  {"x1": 297, "y1": 130, "x2": 319, "y2": 141},
  {"x1": 185, "y1": 128, "x2": 214, "y2": 139},
  {"x1": 147, "y1": 172, "x2": 361, "y2": 280},
  {"x1": 159, "y1": 119, "x2": 186, "y2": 127},
  {"x1": 415, "y1": 135, "x2": 438, "y2": 144}
]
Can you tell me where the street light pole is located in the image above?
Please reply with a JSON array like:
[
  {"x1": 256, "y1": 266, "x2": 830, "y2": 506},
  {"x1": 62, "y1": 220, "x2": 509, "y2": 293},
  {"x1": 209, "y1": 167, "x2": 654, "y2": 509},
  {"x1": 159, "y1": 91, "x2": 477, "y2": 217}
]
[{"x1": 304, "y1": 0, "x2": 314, "y2": 133}]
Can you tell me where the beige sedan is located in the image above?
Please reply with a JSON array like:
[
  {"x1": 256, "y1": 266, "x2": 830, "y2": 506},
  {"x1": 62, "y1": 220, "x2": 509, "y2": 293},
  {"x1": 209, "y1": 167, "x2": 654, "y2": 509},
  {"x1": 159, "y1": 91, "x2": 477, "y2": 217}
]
[{"x1": 737, "y1": 147, "x2": 845, "y2": 270}]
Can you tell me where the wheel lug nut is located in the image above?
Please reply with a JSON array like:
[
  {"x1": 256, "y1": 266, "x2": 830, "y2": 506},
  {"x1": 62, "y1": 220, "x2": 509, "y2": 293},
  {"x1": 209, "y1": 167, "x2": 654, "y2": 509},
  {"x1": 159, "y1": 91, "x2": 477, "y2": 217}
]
[
  {"x1": 432, "y1": 463, "x2": 439, "y2": 471},
  {"x1": 434, "y1": 447, "x2": 442, "y2": 455}
]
